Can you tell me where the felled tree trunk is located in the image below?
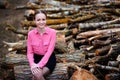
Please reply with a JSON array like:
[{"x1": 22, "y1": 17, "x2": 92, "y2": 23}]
[
  {"x1": 76, "y1": 28, "x2": 120, "y2": 39},
  {"x1": 78, "y1": 18, "x2": 120, "y2": 31},
  {"x1": 86, "y1": 43, "x2": 120, "y2": 65},
  {"x1": 105, "y1": 73, "x2": 120, "y2": 80},
  {"x1": 21, "y1": 18, "x2": 69, "y2": 27},
  {"x1": 2, "y1": 53, "x2": 28, "y2": 68},
  {"x1": 88, "y1": 33, "x2": 112, "y2": 43},
  {"x1": 0, "y1": 0, "x2": 9, "y2": 9},
  {"x1": 3, "y1": 50, "x2": 86, "y2": 69},
  {"x1": 94, "y1": 64, "x2": 120, "y2": 72},
  {"x1": 14, "y1": 63, "x2": 70, "y2": 80},
  {"x1": 3, "y1": 52, "x2": 86, "y2": 80},
  {"x1": 56, "y1": 50, "x2": 86, "y2": 63},
  {"x1": 6, "y1": 24, "x2": 28, "y2": 36},
  {"x1": 3, "y1": 40, "x2": 27, "y2": 52},
  {"x1": 49, "y1": 23, "x2": 68, "y2": 30},
  {"x1": 3, "y1": 31, "x2": 68, "y2": 53},
  {"x1": 95, "y1": 45, "x2": 111, "y2": 56},
  {"x1": 108, "y1": 61, "x2": 120, "y2": 67},
  {"x1": 69, "y1": 14, "x2": 96, "y2": 23}
]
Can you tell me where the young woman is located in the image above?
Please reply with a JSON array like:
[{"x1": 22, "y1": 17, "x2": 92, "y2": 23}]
[{"x1": 27, "y1": 10, "x2": 56, "y2": 80}]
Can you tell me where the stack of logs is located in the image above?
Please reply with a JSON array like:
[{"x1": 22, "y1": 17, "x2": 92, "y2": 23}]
[
  {"x1": 1, "y1": 0, "x2": 120, "y2": 80},
  {"x1": 0, "y1": 0, "x2": 9, "y2": 9}
]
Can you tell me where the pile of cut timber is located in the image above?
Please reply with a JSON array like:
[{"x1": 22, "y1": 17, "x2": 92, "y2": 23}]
[{"x1": 2, "y1": 0, "x2": 120, "y2": 80}]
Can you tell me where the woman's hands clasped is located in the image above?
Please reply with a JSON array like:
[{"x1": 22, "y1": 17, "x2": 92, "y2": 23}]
[{"x1": 31, "y1": 63, "x2": 43, "y2": 80}]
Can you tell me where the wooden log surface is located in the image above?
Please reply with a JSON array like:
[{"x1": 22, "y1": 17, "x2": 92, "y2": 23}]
[
  {"x1": 6, "y1": 24, "x2": 28, "y2": 35},
  {"x1": 85, "y1": 43, "x2": 120, "y2": 65},
  {"x1": 3, "y1": 52, "x2": 86, "y2": 80},
  {"x1": 94, "y1": 64, "x2": 120, "y2": 72},
  {"x1": 6, "y1": 24, "x2": 70, "y2": 36},
  {"x1": 116, "y1": 55, "x2": 120, "y2": 61},
  {"x1": 105, "y1": 73, "x2": 120, "y2": 80},
  {"x1": 3, "y1": 31, "x2": 68, "y2": 53},
  {"x1": 14, "y1": 63, "x2": 71, "y2": 80},
  {"x1": 3, "y1": 40, "x2": 27, "y2": 52},
  {"x1": 77, "y1": 28, "x2": 120, "y2": 39},
  {"x1": 0, "y1": 0, "x2": 9, "y2": 9},
  {"x1": 78, "y1": 18, "x2": 120, "y2": 31},
  {"x1": 67, "y1": 63, "x2": 99, "y2": 80},
  {"x1": 108, "y1": 61, "x2": 120, "y2": 67},
  {"x1": 56, "y1": 50, "x2": 86, "y2": 63},
  {"x1": 70, "y1": 67, "x2": 98, "y2": 80},
  {"x1": 21, "y1": 18, "x2": 69, "y2": 27},
  {"x1": 95, "y1": 45, "x2": 111, "y2": 56},
  {"x1": 69, "y1": 14, "x2": 96, "y2": 23},
  {"x1": 3, "y1": 0, "x2": 120, "y2": 80},
  {"x1": 3, "y1": 50, "x2": 86, "y2": 66},
  {"x1": 3, "y1": 52, "x2": 28, "y2": 66}
]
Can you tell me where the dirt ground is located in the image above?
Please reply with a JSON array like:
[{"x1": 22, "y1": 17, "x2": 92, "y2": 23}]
[{"x1": 0, "y1": 0, "x2": 28, "y2": 79}]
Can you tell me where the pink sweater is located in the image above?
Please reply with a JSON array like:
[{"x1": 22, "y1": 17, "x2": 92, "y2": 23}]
[{"x1": 27, "y1": 27, "x2": 56, "y2": 68}]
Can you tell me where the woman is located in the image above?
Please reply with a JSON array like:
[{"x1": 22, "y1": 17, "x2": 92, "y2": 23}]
[{"x1": 27, "y1": 10, "x2": 56, "y2": 80}]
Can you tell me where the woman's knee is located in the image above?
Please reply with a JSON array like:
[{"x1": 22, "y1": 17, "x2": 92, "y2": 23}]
[{"x1": 43, "y1": 67, "x2": 50, "y2": 76}]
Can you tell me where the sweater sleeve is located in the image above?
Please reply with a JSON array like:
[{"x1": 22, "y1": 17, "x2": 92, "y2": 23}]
[
  {"x1": 37, "y1": 30, "x2": 56, "y2": 68},
  {"x1": 27, "y1": 33, "x2": 34, "y2": 67}
]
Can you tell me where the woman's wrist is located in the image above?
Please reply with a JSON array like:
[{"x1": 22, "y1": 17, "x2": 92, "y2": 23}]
[{"x1": 31, "y1": 63, "x2": 39, "y2": 69}]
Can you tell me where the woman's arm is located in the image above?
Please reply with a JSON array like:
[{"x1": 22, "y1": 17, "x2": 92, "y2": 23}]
[{"x1": 27, "y1": 33, "x2": 34, "y2": 67}]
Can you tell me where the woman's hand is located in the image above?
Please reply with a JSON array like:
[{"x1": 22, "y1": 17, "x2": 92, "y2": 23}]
[
  {"x1": 31, "y1": 63, "x2": 43, "y2": 80},
  {"x1": 31, "y1": 63, "x2": 39, "y2": 69}
]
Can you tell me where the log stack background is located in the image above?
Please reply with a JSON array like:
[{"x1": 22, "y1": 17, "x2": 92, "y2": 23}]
[{"x1": 1, "y1": 0, "x2": 120, "y2": 80}]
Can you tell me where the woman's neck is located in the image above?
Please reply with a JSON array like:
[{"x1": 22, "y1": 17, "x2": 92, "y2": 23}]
[{"x1": 37, "y1": 27, "x2": 46, "y2": 34}]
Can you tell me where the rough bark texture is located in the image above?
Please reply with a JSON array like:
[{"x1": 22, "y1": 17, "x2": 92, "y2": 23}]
[{"x1": 14, "y1": 63, "x2": 70, "y2": 80}]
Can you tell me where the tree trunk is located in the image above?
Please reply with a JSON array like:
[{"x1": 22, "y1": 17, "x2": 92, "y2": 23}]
[
  {"x1": 105, "y1": 73, "x2": 120, "y2": 80},
  {"x1": 21, "y1": 18, "x2": 69, "y2": 27},
  {"x1": 77, "y1": 28, "x2": 120, "y2": 39},
  {"x1": 0, "y1": 0, "x2": 9, "y2": 9},
  {"x1": 14, "y1": 63, "x2": 70, "y2": 80}
]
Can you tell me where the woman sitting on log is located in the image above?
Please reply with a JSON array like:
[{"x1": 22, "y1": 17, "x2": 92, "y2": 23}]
[{"x1": 27, "y1": 10, "x2": 56, "y2": 80}]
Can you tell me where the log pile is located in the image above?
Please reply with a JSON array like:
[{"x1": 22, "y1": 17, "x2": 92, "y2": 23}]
[
  {"x1": 1, "y1": 0, "x2": 120, "y2": 80},
  {"x1": 0, "y1": 0, "x2": 9, "y2": 9}
]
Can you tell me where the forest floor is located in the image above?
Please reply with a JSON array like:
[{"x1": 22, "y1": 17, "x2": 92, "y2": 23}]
[{"x1": 0, "y1": 0, "x2": 28, "y2": 79}]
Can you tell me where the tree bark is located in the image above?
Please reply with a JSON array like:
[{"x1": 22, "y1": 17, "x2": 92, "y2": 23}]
[
  {"x1": 105, "y1": 73, "x2": 120, "y2": 80},
  {"x1": 21, "y1": 18, "x2": 69, "y2": 27},
  {"x1": 0, "y1": 0, "x2": 9, "y2": 9},
  {"x1": 77, "y1": 28, "x2": 120, "y2": 39},
  {"x1": 95, "y1": 45, "x2": 111, "y2": 56},
  {"x1": 14, "y1": 63, "x2": 71, "y2": 80},
  {"x1": 69, "y1": 14, "x2": 96, "y2": 23},
  {"x1": 78, "y1": 18, "x2": 120, "y2": 31}
]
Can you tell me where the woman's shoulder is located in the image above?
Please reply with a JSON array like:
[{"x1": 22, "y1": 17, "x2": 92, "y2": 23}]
[
  {"x1": 28, "y1": 28, "x2": 36, "y2": 35},
  {"x1": 46, "y1": 27, "x2": 56, "y2": 33}
]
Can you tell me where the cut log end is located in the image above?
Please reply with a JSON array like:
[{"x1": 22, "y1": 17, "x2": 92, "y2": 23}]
[{"x1": 70, "y1": 68, "x2": 98, "y2": 80}]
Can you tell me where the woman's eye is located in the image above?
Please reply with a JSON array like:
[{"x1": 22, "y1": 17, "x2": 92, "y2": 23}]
[
  {"x1": 37, "y1": 19, "x2": 40, "y2": 21},
  {"x1": 36, "y1": 18, "x2": 46, "y2": 21},
  {"x1": 42, "y1": 19, "x2": 46, "y2": 21}
]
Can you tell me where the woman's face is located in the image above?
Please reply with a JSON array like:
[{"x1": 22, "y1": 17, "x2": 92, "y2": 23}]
[{"x1": 34, "y1": 13, "x2": 46, "y2": 29}]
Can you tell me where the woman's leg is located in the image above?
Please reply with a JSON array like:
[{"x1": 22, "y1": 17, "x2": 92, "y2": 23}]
[
  {"x1": 42, "y1": 67, "x2": 50, "y2": 76},
  {"x1": 33, "y1": 54, "x2": 45, "y2": 80},
  {"x1": 32, "y1": 76, "x2": 37, "y2": 80},
  {"x1": 32, "y1": 67, "x2": 46, "y2": 80}
]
